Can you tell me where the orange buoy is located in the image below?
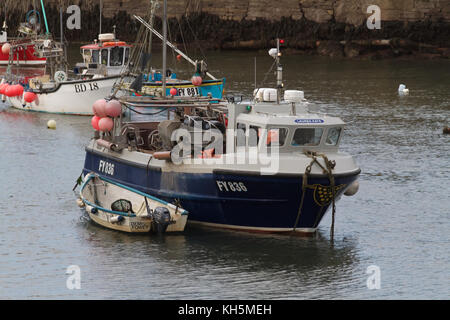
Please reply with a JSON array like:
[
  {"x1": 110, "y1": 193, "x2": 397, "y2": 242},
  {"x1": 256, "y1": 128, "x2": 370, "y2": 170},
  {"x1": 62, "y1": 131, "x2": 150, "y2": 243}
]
[{"x1": 153, "y1": 151, "x2": 172, "y2": 160}]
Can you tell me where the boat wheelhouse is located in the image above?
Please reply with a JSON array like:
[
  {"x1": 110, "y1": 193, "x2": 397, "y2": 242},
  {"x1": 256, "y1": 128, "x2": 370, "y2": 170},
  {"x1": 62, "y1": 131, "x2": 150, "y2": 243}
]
[{"x1": 78, "y1": 33, "x2": 132, "y2": 77}]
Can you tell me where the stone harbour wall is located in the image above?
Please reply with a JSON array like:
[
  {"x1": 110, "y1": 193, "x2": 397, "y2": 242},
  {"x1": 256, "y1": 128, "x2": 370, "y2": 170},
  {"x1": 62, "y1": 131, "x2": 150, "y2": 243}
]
[{"x1": 1, "y1": 0, "x2": 449, "y2": 58}]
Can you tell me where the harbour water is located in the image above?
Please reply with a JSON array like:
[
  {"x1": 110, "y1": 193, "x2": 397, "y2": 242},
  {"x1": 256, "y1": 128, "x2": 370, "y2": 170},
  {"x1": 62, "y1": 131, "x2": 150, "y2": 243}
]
[{"x1": 0, "y1": 50, "x2": 449, "y2": 299}]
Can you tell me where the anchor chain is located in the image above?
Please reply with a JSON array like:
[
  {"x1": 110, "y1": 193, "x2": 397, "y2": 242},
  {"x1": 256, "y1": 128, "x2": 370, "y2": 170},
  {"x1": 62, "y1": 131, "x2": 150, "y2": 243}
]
[{"x1": 292, "y1": 151, "x2": 337, "y2": 239}]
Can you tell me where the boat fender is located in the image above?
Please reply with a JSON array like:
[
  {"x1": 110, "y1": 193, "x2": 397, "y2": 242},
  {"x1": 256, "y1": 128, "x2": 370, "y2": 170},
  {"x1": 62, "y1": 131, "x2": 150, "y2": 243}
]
[
  {"x1": 344, "y1": 181, "x2": 359, "y2": 196},
  {"x1": 110, "y1": 215, "x2": 125, "y2": 224},
  {"x1": 91, "y1": 207, "x2": 98, "y2": 214},
  {"x1": 153, "y1": 151, "x2": 172, "y2": 161},
  {"x1": 96, "y1": 139, "x2": 120, "y2": 151},
  {"x1": 76, "y1": 198, "x2": 85, "y2": 208},
  {"x1": 151, "y1": 207, "x2": 172, "y2": 233}
]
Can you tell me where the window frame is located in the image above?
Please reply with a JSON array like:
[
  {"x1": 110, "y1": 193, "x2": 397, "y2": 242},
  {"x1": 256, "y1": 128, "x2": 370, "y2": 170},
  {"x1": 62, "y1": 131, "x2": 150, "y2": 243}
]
[
  {"x1": 109, "y1": 46, "x2": 124, "y2": 67},
  {"x1": 325, "y1": 127, "x2": 343, "y2": 146},
  {"x1": 235, "y1": 122, "x2": 247, "y2": 149},
  {"x1": 291, "y1": 127, "x2": 324, "y2": 147},
  {"x1": 265, "y1": 127, "x2": 289, "y2": 147}
]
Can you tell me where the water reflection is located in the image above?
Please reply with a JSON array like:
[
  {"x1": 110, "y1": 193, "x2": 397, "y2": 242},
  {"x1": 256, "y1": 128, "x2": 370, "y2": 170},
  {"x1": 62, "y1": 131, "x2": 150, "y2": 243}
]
[{"x1": 75, "y1": 217, "x2": 359, "y2": 299}]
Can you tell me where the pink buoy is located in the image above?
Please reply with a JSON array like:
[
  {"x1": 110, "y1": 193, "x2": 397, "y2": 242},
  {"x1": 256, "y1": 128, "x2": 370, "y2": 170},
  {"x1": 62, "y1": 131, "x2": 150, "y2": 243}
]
[
  {"x1": 105, "y1": 99, "x2": 122, "y2": 117},
  {"x1": 24, "y1": 91, "x2": 37, "y2": 103},
  {"x1": 98, "y1": 117, "x2": 114, "y2": 132},
  {"x1": 170, "y1": 87, "x2": 177, "y2": 96},
  {"x1": 92, "y1": 99, "x2": 107, "y2": 117},
  {"x1": 2, "y1": 43, "x2": 11, "y2": 55},
  {"x1": 191, "y1": 75, "x2": 202, "y2": 86},
  {"x1": 91, "y1": 116, "x2": 101, "y2": 131}
]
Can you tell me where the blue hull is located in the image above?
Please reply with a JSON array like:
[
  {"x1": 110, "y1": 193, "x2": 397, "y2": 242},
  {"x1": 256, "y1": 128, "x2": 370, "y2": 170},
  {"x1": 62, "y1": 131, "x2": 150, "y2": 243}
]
[{"x1": 83, "y1": 150, "x2": 359, "y2": 233}]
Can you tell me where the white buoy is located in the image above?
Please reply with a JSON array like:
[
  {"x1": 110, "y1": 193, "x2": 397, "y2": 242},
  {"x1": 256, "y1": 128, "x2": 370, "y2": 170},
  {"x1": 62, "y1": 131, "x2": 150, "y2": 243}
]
[
  {"x1": 398, "y1": 84, "x2": 409, "y2": 95},
  {"x1": 344, "y1": 181, "x2": 359, "y2": 196},
  {"x1": 47, "y1": 119, "x2": 56, "y2": 129},
  {"x1": 76, "y1": 198, "x2": 85, "y2": 208}
]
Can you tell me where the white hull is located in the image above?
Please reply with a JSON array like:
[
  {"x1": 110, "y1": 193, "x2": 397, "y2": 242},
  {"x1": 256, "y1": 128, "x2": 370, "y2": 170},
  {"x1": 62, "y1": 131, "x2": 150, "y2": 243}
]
[
  {"x1": 0, "y1": 60, "x2": 46, "y2": 66},
  {"x1": 6, "y1": 76, "x2": 119, "y2": 115},
  {"x1": 86, "y1": 205, "x2": 188, "y2": 233},
  {"x1": 80, "y1": 173, "x2": 188, "y2": 234}
]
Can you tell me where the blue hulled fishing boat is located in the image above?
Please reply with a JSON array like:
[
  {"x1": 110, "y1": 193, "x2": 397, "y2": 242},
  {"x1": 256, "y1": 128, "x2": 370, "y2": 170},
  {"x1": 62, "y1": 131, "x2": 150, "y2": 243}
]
[{"x1": 78, "y1": 32, "x2": 360, "y2": 235}]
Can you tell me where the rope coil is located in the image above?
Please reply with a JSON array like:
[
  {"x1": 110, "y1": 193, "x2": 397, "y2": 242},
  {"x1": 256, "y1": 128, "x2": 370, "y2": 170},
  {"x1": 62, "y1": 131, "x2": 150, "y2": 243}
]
[{"x1": 292, "y1": 151, "x2": 337, "y2": 239}]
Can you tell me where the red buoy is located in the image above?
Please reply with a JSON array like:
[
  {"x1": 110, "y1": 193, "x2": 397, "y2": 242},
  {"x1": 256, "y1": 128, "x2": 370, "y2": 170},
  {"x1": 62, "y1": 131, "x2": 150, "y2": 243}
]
[
  {"x1": 0, "y1": 83, "x2": 8, "y2": 95},
  {"x1": 2, "y1": 43, "x2": 11, "y2": 55},
  {"x1": 98, "y1": 117, "x2": 114, "y2": 132},
  {"x1": 15, "y1": 85, "x2": 24, "y2": 97},
  {"x1": 24, "y1": 91, "x2": 37, "y2": 103},
  {"x1": 92, "y1": 99, "x2": 107, "y2": 117},
  {"x1": 91, "y1": 116, "x2": 101, "y2": 131},
  {"x1": 5, "y1": 85, "x2": 16, "y2": 97},
  {"x1": 105, "y1": 100, "x2": 122, "y2": 117}
]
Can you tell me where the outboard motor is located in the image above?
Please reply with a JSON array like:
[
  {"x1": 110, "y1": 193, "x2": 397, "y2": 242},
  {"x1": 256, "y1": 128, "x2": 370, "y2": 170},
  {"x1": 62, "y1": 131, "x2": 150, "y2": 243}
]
[{"x1": 151, "y1": 207, "x2": 172, "y2": 234}]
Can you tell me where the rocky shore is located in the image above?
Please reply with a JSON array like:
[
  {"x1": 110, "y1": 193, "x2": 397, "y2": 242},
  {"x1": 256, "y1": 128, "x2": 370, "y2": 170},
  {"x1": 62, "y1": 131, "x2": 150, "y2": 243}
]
[{"x1": 2, "y1": 0, "x2": 449, "y2": 59}]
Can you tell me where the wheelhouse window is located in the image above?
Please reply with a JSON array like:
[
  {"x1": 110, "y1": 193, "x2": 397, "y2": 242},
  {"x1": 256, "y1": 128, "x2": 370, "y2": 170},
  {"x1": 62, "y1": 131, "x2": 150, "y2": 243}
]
[
  {"x1": 291, "y1": 128, "x2": 324, "y2": 146},
  {"x1": 325, "y1": 127, "x2": 342, "y2": 146},
  {"x1": 91, "y1": 50, "x2": 99, "y2": 63},
  {"x1": 81, "y1": 49, "x2": 89, "y2": 63},
  {"x1": 110, "y1": 47, "x2": 124, "y2": 66},
  {"x1": 236, "y1": 123, "x2": 246, "y2": 148},
  {"x1": 248, "y1": 125, "x2": 261, "y2": 147},
  {"x1": 101, "y1": 49, "x2": 109, "y2": 65},
  {"x1": 124, "y1": 47, "x2": 130, "y2": 65},
  {"x1": 266, "y1": 128, "x2": 288, "y2": 147}
]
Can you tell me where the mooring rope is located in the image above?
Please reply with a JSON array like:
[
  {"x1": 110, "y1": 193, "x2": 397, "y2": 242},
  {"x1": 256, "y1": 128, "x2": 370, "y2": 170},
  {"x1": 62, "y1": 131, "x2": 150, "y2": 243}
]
[{"x1": 292, "y1": 151, "x2": 337, "y2": 240}]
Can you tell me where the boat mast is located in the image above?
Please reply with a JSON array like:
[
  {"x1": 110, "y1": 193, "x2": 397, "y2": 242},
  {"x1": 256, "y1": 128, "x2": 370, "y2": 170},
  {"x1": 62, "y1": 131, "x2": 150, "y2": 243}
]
[
  {"x1": 145, "y1": 0, "x2": 159, "y2": 74},
  {"x1": 134, "y1": 15, "x2": 217, "y2": 80},
  {"x1": 99, "y1": 0, "x2": 102, "y2": 35},
  {"x1": 33, "y1": 0, "x2": 37, "y2": 35},
  {"x1": 162, "y1": 0, "x2": 167, "y2": 97},
  {"x1": 60, "y1": 6, "x2": 63, "y2": 46},
  {"x1": 276, "y1": 38, "x2": 283, "y2": 104},
  {"x1": 39, "y1": 0, "x2": 50, "y2": 35}
]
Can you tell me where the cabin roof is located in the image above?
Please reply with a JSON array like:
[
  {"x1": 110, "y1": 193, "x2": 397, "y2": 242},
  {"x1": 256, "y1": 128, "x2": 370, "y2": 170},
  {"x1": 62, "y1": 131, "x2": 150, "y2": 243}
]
[
  {"x1": 235, "y1": 102, "x2": 345, "y2": 127},
  {"x1": 237, "y1": 111, "x2": 345, "y2": 126},
  {"x1": 80, "y1": 42, "x2": 132, "y2": 50}
]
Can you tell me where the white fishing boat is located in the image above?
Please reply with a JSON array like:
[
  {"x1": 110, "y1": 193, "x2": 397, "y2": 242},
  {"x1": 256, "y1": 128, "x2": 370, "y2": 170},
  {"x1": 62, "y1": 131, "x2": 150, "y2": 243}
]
[
  {"x1": 3, "y1": 32, "x2": 130, "y2": 115},
  {"x1": 78, "y1": 173, "x2": 188, "y2": 233}
]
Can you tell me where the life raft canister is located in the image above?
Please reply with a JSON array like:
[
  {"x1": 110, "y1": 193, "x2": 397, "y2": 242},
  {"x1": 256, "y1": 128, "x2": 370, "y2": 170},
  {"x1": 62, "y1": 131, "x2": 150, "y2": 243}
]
[{"x1": 102, "y1": 41, "x2": 127, "y2": 47}]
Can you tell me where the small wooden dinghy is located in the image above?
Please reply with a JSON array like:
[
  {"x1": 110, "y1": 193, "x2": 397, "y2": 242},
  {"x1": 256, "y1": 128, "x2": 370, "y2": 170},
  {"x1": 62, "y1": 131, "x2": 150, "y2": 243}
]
[{"x1": 79, "y1": 173, "x2": 188, "y2": 233}]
